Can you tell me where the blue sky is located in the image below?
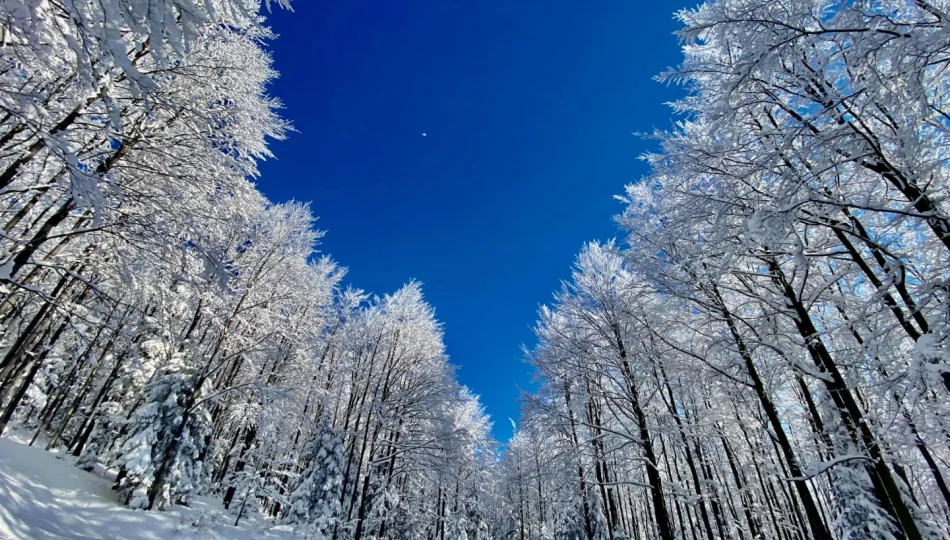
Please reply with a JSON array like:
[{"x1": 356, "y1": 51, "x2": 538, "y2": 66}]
[{"x1": 257, "y1": 1, "x2": 690, "y2": 442}]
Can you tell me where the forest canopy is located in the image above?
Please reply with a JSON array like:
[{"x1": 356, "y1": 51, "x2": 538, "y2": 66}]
[{"x1": 1, "y1": 0, "x2": 950, "y2": 539}]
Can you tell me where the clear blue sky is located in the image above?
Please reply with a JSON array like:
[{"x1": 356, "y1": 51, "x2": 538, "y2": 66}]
[{"x1": 257, "y1": 1, "x2": 689, "y2": 442}]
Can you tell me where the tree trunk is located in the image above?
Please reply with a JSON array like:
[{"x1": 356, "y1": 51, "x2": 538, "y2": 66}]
[{"x1": 766, "y1": 255, "x2": 923, "y2": 540}]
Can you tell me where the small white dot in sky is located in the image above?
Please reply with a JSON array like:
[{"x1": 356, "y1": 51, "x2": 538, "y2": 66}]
[{"x1": 422, "y1": 133, "x2": 427, "y2": 137}]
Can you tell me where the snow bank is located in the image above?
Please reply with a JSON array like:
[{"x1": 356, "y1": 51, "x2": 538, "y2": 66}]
[{"x1": 0, "y1": 437, "x2": 296, "y2": 539}]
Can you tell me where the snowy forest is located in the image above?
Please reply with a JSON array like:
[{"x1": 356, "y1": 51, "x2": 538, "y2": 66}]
[{"x1": 1, "y1": 0, "x2": 950, "y2": 539}]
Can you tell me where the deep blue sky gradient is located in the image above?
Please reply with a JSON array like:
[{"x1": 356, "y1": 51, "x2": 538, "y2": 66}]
[{"x1": 257, "y1": 1, "x2": 690, "y2": 442}]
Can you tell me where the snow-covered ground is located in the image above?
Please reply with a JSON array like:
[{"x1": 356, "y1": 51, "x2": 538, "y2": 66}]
[{"x1": 0, "y1": 435, "x2": 298, "y2": 539}]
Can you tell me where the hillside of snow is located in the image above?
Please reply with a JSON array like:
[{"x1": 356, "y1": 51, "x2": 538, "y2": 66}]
[{"x1": 0, "y1": 436, "x2": 297, "y2": 540}]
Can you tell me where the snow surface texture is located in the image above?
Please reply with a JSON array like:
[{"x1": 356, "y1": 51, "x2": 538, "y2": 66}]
[{"x1": 0, "y1": 436, "x2": 296, "y2": 539}]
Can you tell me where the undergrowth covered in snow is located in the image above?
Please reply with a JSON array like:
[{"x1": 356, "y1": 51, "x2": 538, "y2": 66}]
[{"x1": 0, "y1": 434, "x2": 296, "y2": 539}]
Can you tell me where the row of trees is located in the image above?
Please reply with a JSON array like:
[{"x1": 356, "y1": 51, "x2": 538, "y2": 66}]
[
  {"x1": 501, "y1": 1, "x2": 950, "y2": 539},
  {"x1": 0, "y1": 0, "x2": 499, "y2": 537}
]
